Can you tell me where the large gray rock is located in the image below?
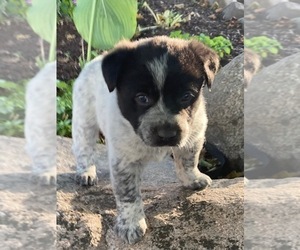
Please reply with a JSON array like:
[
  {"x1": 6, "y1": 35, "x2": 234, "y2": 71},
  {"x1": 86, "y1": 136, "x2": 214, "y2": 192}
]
[
  {"x1": 245, "y1": 53, "x2": 300, "y2": 166},
  {"x1": 222, "y1": 2, "x2": 244, "y2": 20},
  {"x1": 208, "y1": 0, "x2": 237, "y2": 8},
  {"x1": 267, "y1": 2, "x2": 300, "y2": 20},
  {"x1": 245, "y1": 0, "x2": 289, "y2": 8},
  {"x1": 205, "y1": 54, "x2": 244, "y2": 168},
  {"x1": 245, "y1": 178, "x2": 300, "y2": 248},
  {"x1": 56, "y1": 137, "x2": 244, "y2": 249},
  {"x1": 291, "y1": 17, "x2": 300, "y2": 33}
]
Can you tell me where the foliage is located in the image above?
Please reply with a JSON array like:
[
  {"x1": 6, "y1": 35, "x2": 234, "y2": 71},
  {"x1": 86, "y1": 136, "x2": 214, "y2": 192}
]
[
  {"x1": 57, "y1": 80, "x2": 73, "y2": 137},
  {"x1": 170, "y1": 30, "x2": 233, "y2": 58},
  {"x1": 0, "y1": 80, "x2": 26, "y2": 137},
  {"x1": 0, "y1": 78, "x2": 74, "y2": 138},
  {"x1": 142, "y1": 2, "x2": 185, "y2": 29},
  {"x1": 26, "y1": 0, "x2": 56, "y2": 62},
  {"x1": 57, "y1": 0, "x2": 75, "y2": 19},
  {"x1": 73, "y1": 0, "x2": 137, "y2": 62},
  {"x1": 0, "y1": 0, "x2": 28, "y2": 23},
  {"x1": 245, "y1": 36, "x2": 282, "y2": 58}
]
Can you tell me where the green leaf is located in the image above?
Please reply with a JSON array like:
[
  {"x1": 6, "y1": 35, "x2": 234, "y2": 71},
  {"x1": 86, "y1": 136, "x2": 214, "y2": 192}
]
[
  {"x1": 73, "y1": 0, "x2": 137, "y2": 50},
  {"x1": 26, "y1": 0, "x2": 56, "y2": 43},
  {"x1": 224, "y1": 47, "x2": 231, "y2": 54},
  {"x1": 268, "y1": 47, "x2": 278, "y2": 54},
  {"x1": 261, "y1": 51, "x2": 268, "y2": 58},
  {"x1": 0, "y1": 80, "x2": 21, "y2": 91}
]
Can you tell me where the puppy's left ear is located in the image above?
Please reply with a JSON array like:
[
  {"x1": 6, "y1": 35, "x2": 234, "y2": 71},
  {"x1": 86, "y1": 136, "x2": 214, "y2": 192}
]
[
  {"x1": 189, "y1": 40, "x2": 220, "y2": 91},
  {"x1": 101, "y1": 48, "x2": 131, "y2": 92}
]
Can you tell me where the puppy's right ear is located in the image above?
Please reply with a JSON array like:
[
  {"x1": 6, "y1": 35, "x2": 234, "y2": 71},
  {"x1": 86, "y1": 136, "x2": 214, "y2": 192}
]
[{"x1": 101, "y1": 48, "x2": 130, "y2": 92}]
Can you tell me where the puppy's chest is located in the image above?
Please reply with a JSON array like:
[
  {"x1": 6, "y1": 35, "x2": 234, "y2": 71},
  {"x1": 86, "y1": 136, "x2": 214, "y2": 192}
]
[{"x1": 109, "y1": 128, "x2": 171, "y2": 163}]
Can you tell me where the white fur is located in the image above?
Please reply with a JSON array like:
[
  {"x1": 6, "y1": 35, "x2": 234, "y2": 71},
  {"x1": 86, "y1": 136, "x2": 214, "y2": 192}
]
[{"x1": 25, "y1": 61, "x2": 56, "y2": 185}]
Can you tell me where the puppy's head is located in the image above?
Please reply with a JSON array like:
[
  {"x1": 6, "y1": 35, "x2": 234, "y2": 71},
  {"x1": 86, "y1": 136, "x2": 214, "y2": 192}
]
[{"x1": 102, "y1": 36, "x2": 219, "y2": 147}]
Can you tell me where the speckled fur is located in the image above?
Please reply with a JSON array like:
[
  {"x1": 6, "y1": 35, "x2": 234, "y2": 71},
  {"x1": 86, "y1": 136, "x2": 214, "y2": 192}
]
[
  {"x1": 72, "y1": 37, "x2": 219, "y2": 244},
  {"x1": 25, "y1": 62, "x2": 56, "y2": 185},
  {"x1": 244, "y1": 48, "x2": 261, "y2": 91}
]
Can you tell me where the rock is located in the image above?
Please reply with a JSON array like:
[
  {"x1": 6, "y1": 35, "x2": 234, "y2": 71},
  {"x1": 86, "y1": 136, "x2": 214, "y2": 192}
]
[
  {"x1": 222, "y1": 2, "x2": 244, "y2": 20},
  {"x1": 208, "y1": 0, "x2": 237, "y2": 8},
  {"x1": 238, "y1": 17, "x2": 244, "y2": 24},
  {"x1": 56, "y1": 137, "x2": 244, "y2": 249},
  {"x1": 0, "y1": 136, "x2": 56, "y2": 249},
  {"x1": 245, "y1": 53, "x2": 300, "y2": 170},
  {"x1": 245, "y1": 0, "x2": 289, "y2": 8},
  {"x1": 204, "y1": 54, "x2": 244, "y2": 168},
  {"x1": 245, "y1": 178, "x2": 300, "y2": 248},
  {"x1": 266, "y1": 2, "x2": 300, "y2": 20},
  {"x1": 291, "y1": 17, "x2": 300, "y2": 33}
]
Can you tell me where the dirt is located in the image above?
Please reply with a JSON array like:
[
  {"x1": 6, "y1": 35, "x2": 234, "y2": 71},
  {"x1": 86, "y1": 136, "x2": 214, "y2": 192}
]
[
  {"x1": 55, "y1": 137, "x2": 244, "y2": 249},
  {"x1": 0, "y1": 20, "x2": 49, "y2": 82},
  {"x1": 1, "y1": 1, "x2": 299, "y2": 82},
  {"x1": 57, "y1": 0, "x2": 244, "y2": 81}
]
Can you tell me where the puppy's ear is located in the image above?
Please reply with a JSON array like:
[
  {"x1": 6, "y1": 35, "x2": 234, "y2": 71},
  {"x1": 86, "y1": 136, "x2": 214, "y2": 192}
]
[
  {"x1": 189, "y1": 40, "x2": 220, "y2": 91},
  {"x1": 101, "y1": 48, "x2": 131, "y2": 92}
]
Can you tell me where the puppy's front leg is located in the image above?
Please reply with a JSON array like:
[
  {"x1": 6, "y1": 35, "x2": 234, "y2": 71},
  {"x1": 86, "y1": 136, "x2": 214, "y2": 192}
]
[
  {"x1": 72, "y1": 75, "x2": 98, "y2": 186},
  {"x1": 110, "y1": 160, "x2": 147, "y2": 244},
  {"x1": 173, "y1": 141, "x2": 212, "y2": 190}
]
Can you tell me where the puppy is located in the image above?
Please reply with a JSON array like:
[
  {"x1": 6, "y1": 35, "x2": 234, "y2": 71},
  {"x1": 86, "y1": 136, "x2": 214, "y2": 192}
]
[
  {"x1": 25, "y1": 61, "x2": 56, "y2": 185},
  {"x1": 244, "y1": 48, "x2": 261, "y2": 91},
  {"x1": 72, "y1": 36, "x2": 219, "y2": 244}
]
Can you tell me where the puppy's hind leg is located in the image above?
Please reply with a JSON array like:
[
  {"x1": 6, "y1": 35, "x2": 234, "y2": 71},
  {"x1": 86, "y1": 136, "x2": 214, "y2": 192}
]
[
  {"x1": 173, "y1": 140, "x2": 212, "y2": 190},
  {"x1": 72, "y1": 74, "x2": 99, "y2": 186}
]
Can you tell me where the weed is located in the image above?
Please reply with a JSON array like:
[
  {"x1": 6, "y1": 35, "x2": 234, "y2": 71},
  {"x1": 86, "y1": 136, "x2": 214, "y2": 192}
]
[
  {"x1": 0, "y1": 0, "x2": 28, "y2": 23},
  {"x1": 57, "y1": 0, "x2": 75, "y2": 20},
  {"x1": 57, "y1": 80, "x2": 73, "y2": 137},
  {"x1": 245, "y1": 36, "x2": 282, "y2": 58},
  {"x1": 170, "y1": 31, "x2": 233, "y2": 58},
  {"x1": 0, "y1": 80, "x2": 26, "y2": 137},
  {"x1": 142, "y1": 2, "x2": 185, "y2": 29}
]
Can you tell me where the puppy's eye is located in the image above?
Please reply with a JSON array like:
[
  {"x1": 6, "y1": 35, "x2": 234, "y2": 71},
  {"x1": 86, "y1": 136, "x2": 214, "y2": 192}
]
[
  {"x1": 135, "y1": 93, "x2": 153, "y2": 106},
  {"x1": 180, "y1": 91, "x2": 195, "y2": 104}
]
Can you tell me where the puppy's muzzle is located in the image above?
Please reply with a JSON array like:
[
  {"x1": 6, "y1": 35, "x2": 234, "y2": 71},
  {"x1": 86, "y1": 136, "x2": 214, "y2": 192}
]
[{"x1": 152, "y1": 124, "x2": 181, "y2": 146}]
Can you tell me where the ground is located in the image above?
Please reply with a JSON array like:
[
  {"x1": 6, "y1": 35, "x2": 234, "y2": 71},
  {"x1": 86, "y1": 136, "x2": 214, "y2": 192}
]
[{"x1": 0, "y1": 20, "x2": 48, "y2": 82}]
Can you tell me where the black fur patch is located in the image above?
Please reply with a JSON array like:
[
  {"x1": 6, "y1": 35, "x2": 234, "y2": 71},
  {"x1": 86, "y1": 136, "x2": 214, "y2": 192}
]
[{"x1": 102, "y1": 39, "x2": 208, "y2": 131}]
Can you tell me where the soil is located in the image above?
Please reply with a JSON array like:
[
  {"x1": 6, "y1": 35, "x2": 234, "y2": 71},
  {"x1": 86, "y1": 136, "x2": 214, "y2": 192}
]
[
  {"x1": 57, "y1": 0, "x2": 244, "y2": 81},
  {"x1": 0, "y1": 20, "x2": 49, "y2": 82},
  {"x1": 1, "y1": 1, "x2": 299, "y2": 82}
]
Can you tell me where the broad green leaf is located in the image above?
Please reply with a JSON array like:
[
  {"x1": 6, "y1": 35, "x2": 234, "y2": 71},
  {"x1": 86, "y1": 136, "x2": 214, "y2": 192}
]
[
  {"x1": 26, "y1": 0, "x2": 56, "y2": 43},
  {"x1": 73, "y1": 0, "x2": 137, "y2": 50}
]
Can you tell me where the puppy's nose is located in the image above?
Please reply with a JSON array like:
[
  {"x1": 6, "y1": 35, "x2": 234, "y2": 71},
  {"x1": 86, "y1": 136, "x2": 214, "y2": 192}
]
[{"x1": 157, "y1": 127, "x2": 177, "y2": 139}]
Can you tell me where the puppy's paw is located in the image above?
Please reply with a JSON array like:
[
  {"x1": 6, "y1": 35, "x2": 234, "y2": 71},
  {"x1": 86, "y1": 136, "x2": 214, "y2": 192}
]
[
  {"x1": 31, "y1": 166, "x2": 56, "y2": 185},
  {"x1": 115, "y1": 217, "x2": 147, "y2": 244},
  {"x1": 76, "y1": 165, "x2": 98, "y2": 186},
  {"x1": 186, "y1": 173, "x2": 212, "y2": 191}
]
